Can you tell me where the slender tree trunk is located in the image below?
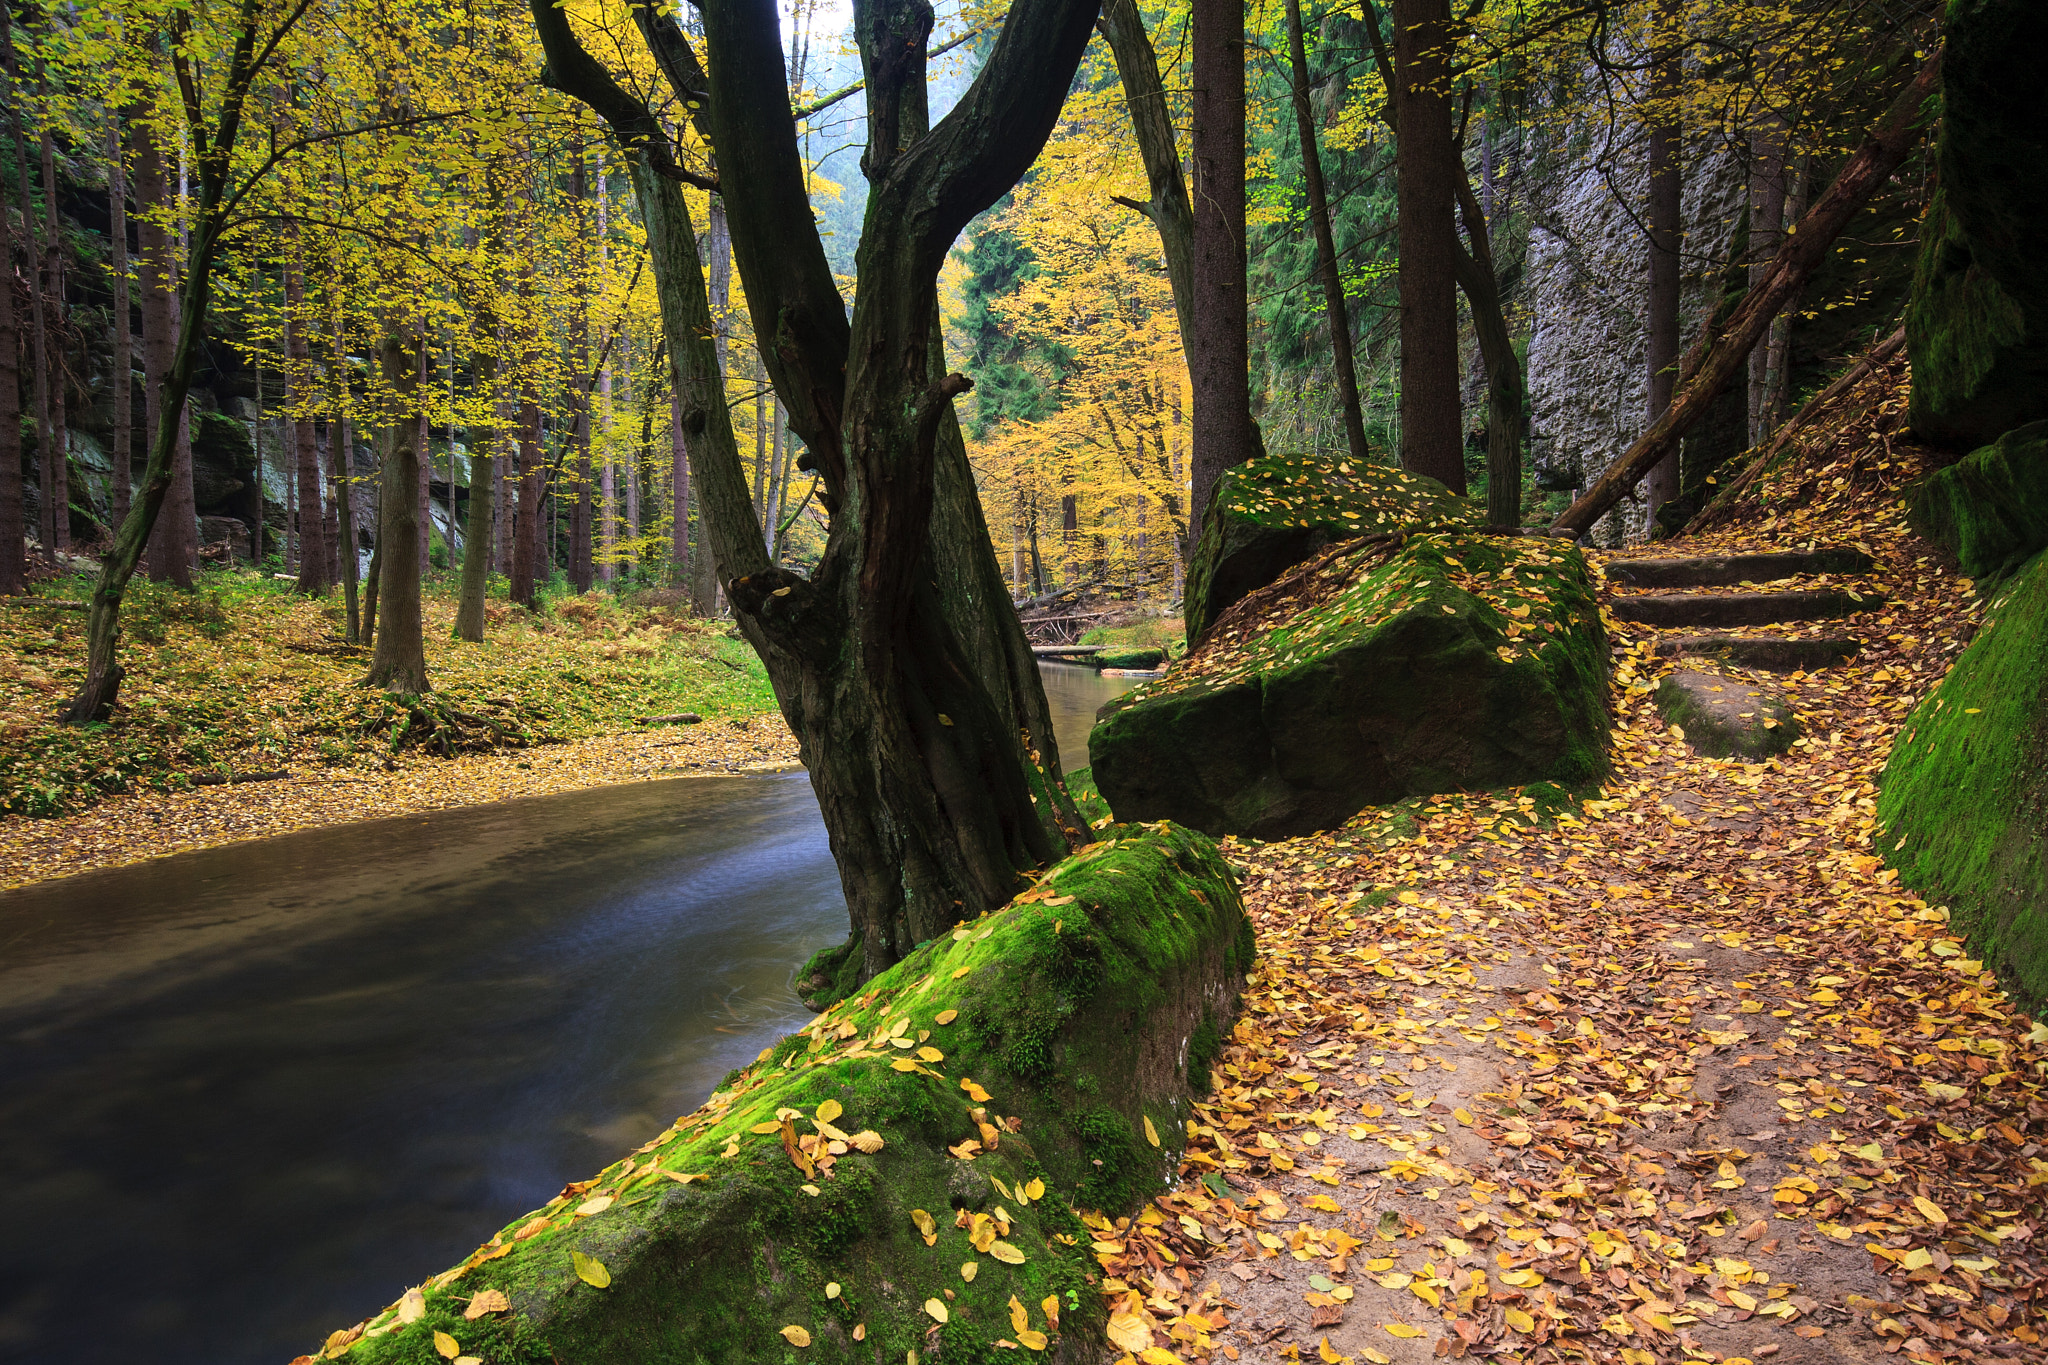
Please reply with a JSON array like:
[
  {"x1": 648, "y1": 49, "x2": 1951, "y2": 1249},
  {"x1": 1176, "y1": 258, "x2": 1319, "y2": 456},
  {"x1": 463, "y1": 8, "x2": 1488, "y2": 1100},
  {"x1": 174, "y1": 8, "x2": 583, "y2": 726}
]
[
  {"x1": 288, "y1": 227, "x2": 329, "y2": 593},
  {"x1": 1747, "y1": 111, "x2": 1787, "y2": 446},
  {"x1": 0, "y1": 112, "x2": 20, "y2": 595},
  {"x1": 416, "y1": 342, "x2": 431, "y2": 574},
  {"x1": 131, "y1": 118, "x2": 189, "y2": 588},
  {"x1": 364, "y1": 330, "x2": 428, "y2": 693},
  {"x1": 1763, "y1": 156, "x2": 1810, "y2": 435},
  {"x1": 1282, "y1": 0, "x2": 1369, "y2": 468},
  {"x1": 454, "y1": 331, "x2": 497, "y2": 639},
  {"x1": 5, "y1": 26, "x2": 56, "y2": 563},
  {"x1": 107, "y1": 110, "x2": 133, "y2": 536},
  {"x1": 1642, "y1": 0, "x2": 1683, "y2": 525},
  {"x1": 360, "y1": 480, "x2": 381, "y2": 655},
  {"x1": 670, "y1": 369, "x2": 690, "y2": 586},
  {"x1": 335, "y1": 412, "x2": 361, "y2": 641},
  {"x1": 1187, "y1": 0, "x2": 1264, "y2": 544},
  {"x1": 1099, "y1": 0, "x2": 1195, "y2": 357},
  {"x1": 38, "y1": 97, "x2": 69, "y2": 552},
  {"x1": 1392, "y1": 0, "x2": 1464, "y2": 491},
  {"x1": 510, "y1": 388, "x2": 541, "y2": 607},
  {"x1": 1453, "y1": 177, "x2": 1526, "y2": 526}
]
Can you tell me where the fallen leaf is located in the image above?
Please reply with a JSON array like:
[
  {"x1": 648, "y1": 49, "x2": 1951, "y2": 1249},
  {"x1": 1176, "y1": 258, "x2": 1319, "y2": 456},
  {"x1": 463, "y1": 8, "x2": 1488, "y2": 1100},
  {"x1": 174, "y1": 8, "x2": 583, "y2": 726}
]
[
  {"x1": 925, "y1": 1298, "x2": 949, "y2": 1323},
  {"x1": 433, "y1": 1330, "x2": 460, "y2": 1360},
  {"x1": 780, "y1": 1325, "x2": 811, "y2": 1347},
  {"x1": 1143, "y1": 1114, "x2": 1160, "y2": 1147},
  {"x1": 462, "y1": 1290, "x2": 509, "y2": 1320},
  {"x1": 1018, "y1": 1329, "x2": 1047, "y2": 1351},
  {"x1": 990, "y1": 1240, "x2": 1027, "y2": 1265},
  {"x1": 571, "y1": 1251, "x2": 610, "y2": 1288},
  {"x1": 815, "y1": 1100, "x2": 842, "y2": 1123},
  {"x1": 1383, "y1": 1323, "x2": 1424, "y2": 1338},
  {"x1": 961, "y1": 1261, "x2": 980, "y2": 1282}
]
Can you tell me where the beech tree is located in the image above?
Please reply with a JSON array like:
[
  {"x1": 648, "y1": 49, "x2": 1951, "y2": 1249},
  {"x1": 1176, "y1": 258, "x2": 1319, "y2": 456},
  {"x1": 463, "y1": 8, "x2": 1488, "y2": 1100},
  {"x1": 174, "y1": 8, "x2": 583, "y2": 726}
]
[{"x1": 534, "y1": 0, "x2": 1095, "y2": 987}]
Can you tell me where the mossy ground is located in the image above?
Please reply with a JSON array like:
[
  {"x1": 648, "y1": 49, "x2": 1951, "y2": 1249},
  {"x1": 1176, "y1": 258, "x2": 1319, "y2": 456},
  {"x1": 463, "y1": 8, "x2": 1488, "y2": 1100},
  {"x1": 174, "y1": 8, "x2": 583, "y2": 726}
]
[
  {"x1": 0, "y1": 566, "x2": 773, "y2": 817},
  {"x1": 307, "y1": 822, "x2": 1249, "y2": 1365},
  {"x1": 1878, "y1": 548, "x2": 2048, "y2": 1007}
]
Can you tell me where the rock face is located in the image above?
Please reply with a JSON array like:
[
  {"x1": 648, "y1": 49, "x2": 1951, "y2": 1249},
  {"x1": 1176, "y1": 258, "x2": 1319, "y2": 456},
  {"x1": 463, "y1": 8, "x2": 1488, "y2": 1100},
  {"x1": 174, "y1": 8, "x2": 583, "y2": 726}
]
[
  {"x1": 1184, "y1": 455, "x2": 1482, "y2": 642},
  {"x1": 1655, "y1": 669, "x2": 1800, "y2": 760},
  {"x1": 1879, "y1": 549, "x2": 2048, "y2": 1005},
  {"x1": 1094, "y1": 534, "x2": 1609, "y2": 840},
  {"x1": 1906, "y1": 0, "x2": 2048, "y2": 449},
  {"x1": 301, "y1": 823, "x2": 1251, "y2": 1365},
  {"x1": 1908, "y1": 420, "x2": 2048, "y2": 585}
]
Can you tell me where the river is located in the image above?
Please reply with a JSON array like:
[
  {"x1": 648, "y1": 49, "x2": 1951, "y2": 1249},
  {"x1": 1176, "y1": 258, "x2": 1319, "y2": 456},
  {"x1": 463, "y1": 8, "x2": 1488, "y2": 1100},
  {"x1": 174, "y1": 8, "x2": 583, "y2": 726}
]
[{"x1": 0, "y1": 664, "x2": 1129, "y2": 1365}]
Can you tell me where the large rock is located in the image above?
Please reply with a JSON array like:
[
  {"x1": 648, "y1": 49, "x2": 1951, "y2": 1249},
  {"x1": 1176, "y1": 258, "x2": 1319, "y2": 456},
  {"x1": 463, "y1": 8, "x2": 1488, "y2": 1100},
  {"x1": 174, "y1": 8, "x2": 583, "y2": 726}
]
[
  {"x1": 1879, "y1": 548, "x2": 2048, "y2": 1005},
  {"x1": 1184, "y1": 455, "x2": 1481, "y2": 642},
  {"x1": 1906, "y1": 0, "x2": 2048, "y2": 448},
  {"x1": 1095, "y1": 533, "x2": 1609, "y2": 840},
  {"x1": 299, "y1": 823, "x2": 1250, "y2": 1365},
  {"x1": 1908, "y1": 420, "x2": 2048, "y2": 584},
  {"x1": 1655, "y1": 669, "x2": 1801, "y2": 760}
]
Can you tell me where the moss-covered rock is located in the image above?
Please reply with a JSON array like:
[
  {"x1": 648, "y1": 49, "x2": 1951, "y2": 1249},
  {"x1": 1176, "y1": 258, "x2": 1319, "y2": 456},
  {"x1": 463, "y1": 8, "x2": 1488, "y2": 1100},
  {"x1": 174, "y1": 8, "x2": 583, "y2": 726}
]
[
  {"x1": 1092, "y1": 534, "x2": 1609, "y2": 840},
  {"x1": 1905, "y1": 0, "x2": 2048, "y2": 448},
  {"x1": 1908, "y1": 420, "x2": 2048, "y2": 585},
  {"x1": 1879, "y1": 549, "x2": 2048, "y2": 1008},
  {"x1": 299, "y1": 823, "x2": 1249, "y2": 1365},
  {"x1": 1184, "y1": 455, "x2": 1483, "y2": 643},
  {"x1": 1655, "y1": 669, "x2": 1801, "y2": 760},
  {"x1": 1094, "y1": 647, "x2": 1165, "y2": 670}
]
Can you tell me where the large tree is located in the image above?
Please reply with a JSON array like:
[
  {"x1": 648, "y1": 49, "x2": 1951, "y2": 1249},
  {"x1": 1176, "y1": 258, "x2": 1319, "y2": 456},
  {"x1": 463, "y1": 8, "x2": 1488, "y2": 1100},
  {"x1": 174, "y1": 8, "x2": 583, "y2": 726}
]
[
  {"x1": 535, "y1": 0, "x2": 1095, "y2": 989},
  {"x1": 1391, "y1": 0, "x2": 1465, "y2": 491}
]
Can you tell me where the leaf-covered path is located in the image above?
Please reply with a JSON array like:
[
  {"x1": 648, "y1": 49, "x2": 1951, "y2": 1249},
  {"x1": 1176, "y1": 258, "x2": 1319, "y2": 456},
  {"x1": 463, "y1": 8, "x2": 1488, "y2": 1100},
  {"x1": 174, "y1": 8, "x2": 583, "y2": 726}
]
[{"x1": 1092, "y1": 364, "x2": 2045, "y2": 1364}]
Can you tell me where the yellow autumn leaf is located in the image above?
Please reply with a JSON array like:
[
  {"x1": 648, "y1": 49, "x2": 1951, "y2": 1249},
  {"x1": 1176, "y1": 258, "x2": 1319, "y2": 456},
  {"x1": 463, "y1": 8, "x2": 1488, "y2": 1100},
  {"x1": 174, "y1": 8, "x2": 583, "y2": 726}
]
[
  {"x1": 433, "y1": 1330, "x2": 461, "y2": 1360},
  {"x1": 1913, "y1": 1195, "x2": 1948, "y2": 1224},
  {"x1": 816, "y1": 1100, "x2": 843, "y2": 1123},
  {"x1": 825, "y1": 1282, "x2": 841, "y2": 1299},
  {"x1": 748, "y1": 1121, "x2": 782, "y2": 1134},
  {"x1": 925, "y1": 1297, "x2": 949, "y2": 1323},
  {"x1": 1009, "y1": 1294, "x2": 1028, "y2": 1334},
  {"x1": 935, "y1": 1009, "x2": 958, "y2": 1025},
  {"x1": 397, "y1": 1288, "x2": 427, "y2": 1322},
  {"x1": 571, "y1": 1251, "x2": 610, "y2": 1288},
  {"x1": 574, "y1": 1195, "x2": 613, "y2": 1216},
  {"x1": 462, "y1": 1290, "x2": 510, "y2": 1320},
  {"x1": 1306, "y1": 1194, "x2": 1342, "y2": 1213},
  {"x1": 1026, "y1": 1178, "x2": 1045, "y2": 1201},
  {"x1": 961, "y1": 1261, "x2": 979, "y2": 1282},
  {"x1": 1505, "y1": 1308, "x2": 1536, "y2": 1333},
  {"x1": 1319, "y1": 1337, "x2": 1345, "y2": 1364},
  {"x1": 1383, "y1": 1323, "x2": 1425, "y2": 1338},
  {"x1": 890, "y1": 1058, "x2": 920, "y2": 1072},
  {"x1": 918, "y1": 1046, "x2": 943, "y2": 1062},
  {"x1": 1452, "y1": 1107, "x2": 1473, "y2": 1125},
  {"x1": 779, "y1": 1325, "x2": 811, "y2": 1348},
  {"x1": 1143, "y1": 1115, "x2": 1160, "y2": 1147},
  {"x1": 961, "y1": 1078, "x2": 992, "y2": 1102},
  {"x1": 1106, "y1": 1310, "x2": 1152, "y2": 1352},
  {"x1": 952, "y1": 966, "x2": 972, "y2": 979},
  {"x1": 1018, "y1": 1329, "x2": 1047, "y2": 1351},
  {"x1": 911, "y1": 1208, "x2": 936, "y2": 1238},
  {"x1": 989, "y1": 1240, "x2": 1026, "y2": 1265},
  {"x1": 850, "y1": 1130, "x2": 885, "y2": 1153}
]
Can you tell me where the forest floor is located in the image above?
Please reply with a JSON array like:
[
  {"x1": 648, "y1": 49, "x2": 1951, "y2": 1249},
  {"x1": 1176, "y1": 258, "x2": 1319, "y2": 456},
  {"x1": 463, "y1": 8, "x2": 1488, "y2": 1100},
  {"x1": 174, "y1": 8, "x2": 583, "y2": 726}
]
[
  {"x1": 0, "y1": 571, "x2": 787, "y2": 888},
  {"x1": 1093, "y1": 354, "x2": 2047, "y2": 1365}
]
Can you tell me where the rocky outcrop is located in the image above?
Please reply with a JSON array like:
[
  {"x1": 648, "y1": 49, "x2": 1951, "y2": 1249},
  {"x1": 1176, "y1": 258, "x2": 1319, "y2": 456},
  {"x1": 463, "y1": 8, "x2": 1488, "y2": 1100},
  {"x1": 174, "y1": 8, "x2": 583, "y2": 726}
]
[
  {"x1": 1184, "y1": 455, "x2": 1481, "y2": 642},
  {"x1": 1905, "y1": 0, "x2": 2048, "y2": 449},
  {"x1": 1880, "y1": 548, "x2": 2048, "y2": 1006},
  {"x1": 298, "y1": 823, "x2": 1250, "y2": 1365},
  {"x1": 1908, "y1": 420, "x2": 2048, "y2": 585},
  {"x1": 1655, "y1": 668, "x2": 1800, "y2": 760},
  {"x1": 1093, "y1": 533, "x2": 1609, "y2": 840}
]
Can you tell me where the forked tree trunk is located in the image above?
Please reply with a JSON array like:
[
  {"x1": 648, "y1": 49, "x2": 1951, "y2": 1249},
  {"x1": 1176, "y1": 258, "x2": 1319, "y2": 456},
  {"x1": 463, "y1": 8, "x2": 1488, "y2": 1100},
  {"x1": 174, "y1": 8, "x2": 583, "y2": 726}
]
[
  {"x1": 544, "y1": 0, "x2": 1092, "y2": 988},
  {"x1": 364, "y1": 331, "x2": 429, "y2": 693}
]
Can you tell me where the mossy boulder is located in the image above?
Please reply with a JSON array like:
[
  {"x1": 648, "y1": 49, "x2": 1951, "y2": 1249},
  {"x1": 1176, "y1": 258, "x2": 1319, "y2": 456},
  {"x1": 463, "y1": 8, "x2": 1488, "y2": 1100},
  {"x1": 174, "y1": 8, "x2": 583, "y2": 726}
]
[
  {"x1": 1908, "y1": 420, "x2": 2048, "y2": 585},
  {"x1": 1905, "y1": 0, "x2": 2048, "y2": 448},
  {"x1": 299, "y1": 822, "x2": 1249, "y2": 1365},
  {"x1": 1655, "y1": 669, "x2": 1801, "y2": 760},
  {"x1": 1093, "y1": 534, "x2": 1609, "y2": 840},
  {"x1": 1879, "y1": 549, "x2": 2048, "y2": 1008},
  {"x1": 1095, "y1": 647, "x2": 1165, "y2": 670},
  {"x1": 1185, "y1": 455, "x2": 1483, "y2": 643}
]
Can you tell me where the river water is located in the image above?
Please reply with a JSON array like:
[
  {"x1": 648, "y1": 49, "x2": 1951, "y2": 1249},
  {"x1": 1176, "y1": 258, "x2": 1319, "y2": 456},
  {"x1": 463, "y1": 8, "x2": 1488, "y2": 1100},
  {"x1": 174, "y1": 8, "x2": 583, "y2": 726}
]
[{"x1": 0, "y1": 665, "x2": 1129, "y2": 1365}]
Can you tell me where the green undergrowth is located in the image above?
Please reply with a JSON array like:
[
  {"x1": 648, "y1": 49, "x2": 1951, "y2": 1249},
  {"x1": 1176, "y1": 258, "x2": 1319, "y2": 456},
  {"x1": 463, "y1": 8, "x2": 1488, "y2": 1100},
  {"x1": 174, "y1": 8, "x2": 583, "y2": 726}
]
[
  {"x1": 1879, "y1": 549, "x2": 2048, "y2": 1008},
  {"x1": 1062, "y1": 766, "x2": 1111, "y2": 828},
  {"x1": 308, "y1": 821, "x2": 1251, "y2": 1365},
  {"x1": 0, "y1": 567, "x2": 774, "y2": 816}
]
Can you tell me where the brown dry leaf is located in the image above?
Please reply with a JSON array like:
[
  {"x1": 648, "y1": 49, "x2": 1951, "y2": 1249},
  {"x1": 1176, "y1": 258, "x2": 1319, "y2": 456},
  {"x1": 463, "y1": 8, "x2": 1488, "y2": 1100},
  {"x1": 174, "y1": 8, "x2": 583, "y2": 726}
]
[{"x1": 462, "y1": 1290, "x2": 509, "y2": 1320}]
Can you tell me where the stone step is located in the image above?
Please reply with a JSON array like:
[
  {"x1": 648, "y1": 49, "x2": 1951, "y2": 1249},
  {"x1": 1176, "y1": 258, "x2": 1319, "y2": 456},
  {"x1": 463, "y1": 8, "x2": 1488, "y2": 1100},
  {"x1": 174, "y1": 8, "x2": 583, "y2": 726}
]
[
  {"x1": 1656, "y1": 669, "x2": 1801, "y2": 760},
  {"x1": 1609, "y1": 588, "x2": 1884, "y2": 628},
  {"x1": 1604, "y1": 547, "x2": 1874, "y2": 590},
  {"x1": 1651, "y1": 634, "x2": 1863, "y2": 671}
]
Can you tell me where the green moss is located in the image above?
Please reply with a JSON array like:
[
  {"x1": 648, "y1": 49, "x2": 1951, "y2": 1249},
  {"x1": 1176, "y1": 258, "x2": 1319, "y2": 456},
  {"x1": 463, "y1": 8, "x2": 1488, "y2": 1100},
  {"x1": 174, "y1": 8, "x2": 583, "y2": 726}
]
[
  {"x1": 1062, "y1": 765, "x2": 1111, "y2": 828},
  {"x1": 1095, "y1": 534, "x2": 1609, "y2": 839},
  {"x1": 1878, "y1": 549, "x2": 2048, "y2": 1007},
  {"x1": 1908, "y1": 420, "x2": 2048, "y2": 585},
  {"x1": 304, "y1": 822, "x2": 1247, "y2": 1364},
  {"x1": 1185, "y1": 455, "x2": 1483, "y2": 640},
  {"x1": 1095, "y1": 647, "x2": 1166, "y2": 670},
  {"x1": 794, "y1": 934, "x2": 866, "y2": 1012}
]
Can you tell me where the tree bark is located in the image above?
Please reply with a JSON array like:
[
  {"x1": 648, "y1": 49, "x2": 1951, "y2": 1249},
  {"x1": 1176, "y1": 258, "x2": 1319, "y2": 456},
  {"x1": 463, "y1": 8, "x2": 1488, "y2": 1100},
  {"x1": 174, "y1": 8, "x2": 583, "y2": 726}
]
[
  {"x1": 1550, "y1": 52, "x2": 1941, "y2": 539},
  {"x1": 1187, "y1": 0, "x2": 1264, "y2": 544},
  {"x1": 335, "y1": 412, "x2": 362, "y2": 641},
  {"x1": 38, "y1": 95, "x2": 69, "y2": 552},
  {"x1": 0, "y1": 103, "x2": 20, "y2": 596},
  {"x1": 1641, "y1": 0, "x2": 1683, "y2": 524},
  {"x1": 1391, "y1": 0, "x2": 1464, "y2": 491},
  {"x1": 287, "y1": 227, "x2": 329, "y2": 593},
  {"x1": 107, "y1": 110, "x2": 133, "y2": 536},
  {"x1": 509, "y1": 386, "x2": 542, "y2": 608},
  {"x1": 1452, "y1": 176, "x2": 1526, "y2": 526},
  {"x1": 132, "y1": 116, "x2": 190, "y2": 588},
  {"x1": 1282, "y1": 0, "x2": 1370, "y2": 469},
  {"x1": 1746, "y1": 110, "x2": 1787, "y2": 446},
  {"x1": 563, "y1": 0, "x2": 1091, "y2": 987},
  {"x1": 1098, "y1": 0, "x2": 1195, "y2": 357},
  {"x1": 364, "y1": 331, "x2": 429, "y2": 693},
  {"x1": 5, "y1": 23, "x2": 56, "y2": 563}
]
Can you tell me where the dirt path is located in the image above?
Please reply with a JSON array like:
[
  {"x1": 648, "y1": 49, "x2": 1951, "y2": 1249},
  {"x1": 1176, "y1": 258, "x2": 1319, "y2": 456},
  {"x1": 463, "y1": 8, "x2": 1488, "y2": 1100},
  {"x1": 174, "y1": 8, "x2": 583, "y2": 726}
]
[
  {"x1": 0, "y1": 717, "x2": 799, "y2": 890},
  {"x1": 1088, "y1": 513, "x2": 2044, "y2": 1363}
]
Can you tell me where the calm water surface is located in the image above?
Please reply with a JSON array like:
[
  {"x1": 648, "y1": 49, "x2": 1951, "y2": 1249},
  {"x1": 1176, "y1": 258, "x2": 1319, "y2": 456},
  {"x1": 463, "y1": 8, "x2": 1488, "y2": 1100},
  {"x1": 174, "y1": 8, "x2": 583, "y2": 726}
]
[{"x1": 0, "y1": 665, "x2": 1131, "y2": 1365}]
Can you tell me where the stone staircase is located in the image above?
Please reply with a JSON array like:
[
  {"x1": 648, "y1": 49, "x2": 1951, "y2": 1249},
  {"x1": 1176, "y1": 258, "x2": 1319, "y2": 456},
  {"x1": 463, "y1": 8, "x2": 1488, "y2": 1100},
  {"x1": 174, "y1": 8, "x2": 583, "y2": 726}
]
[{"x1": 1597, "y1": 545, "x2": 1883, "y2": 759}]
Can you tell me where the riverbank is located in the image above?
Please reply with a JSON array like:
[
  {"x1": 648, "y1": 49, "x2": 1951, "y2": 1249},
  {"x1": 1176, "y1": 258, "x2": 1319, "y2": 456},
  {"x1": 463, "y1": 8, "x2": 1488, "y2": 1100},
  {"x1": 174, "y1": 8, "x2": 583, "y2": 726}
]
[{"x1": 0, "y1": 718, "x2": 799, "y2": 891}]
